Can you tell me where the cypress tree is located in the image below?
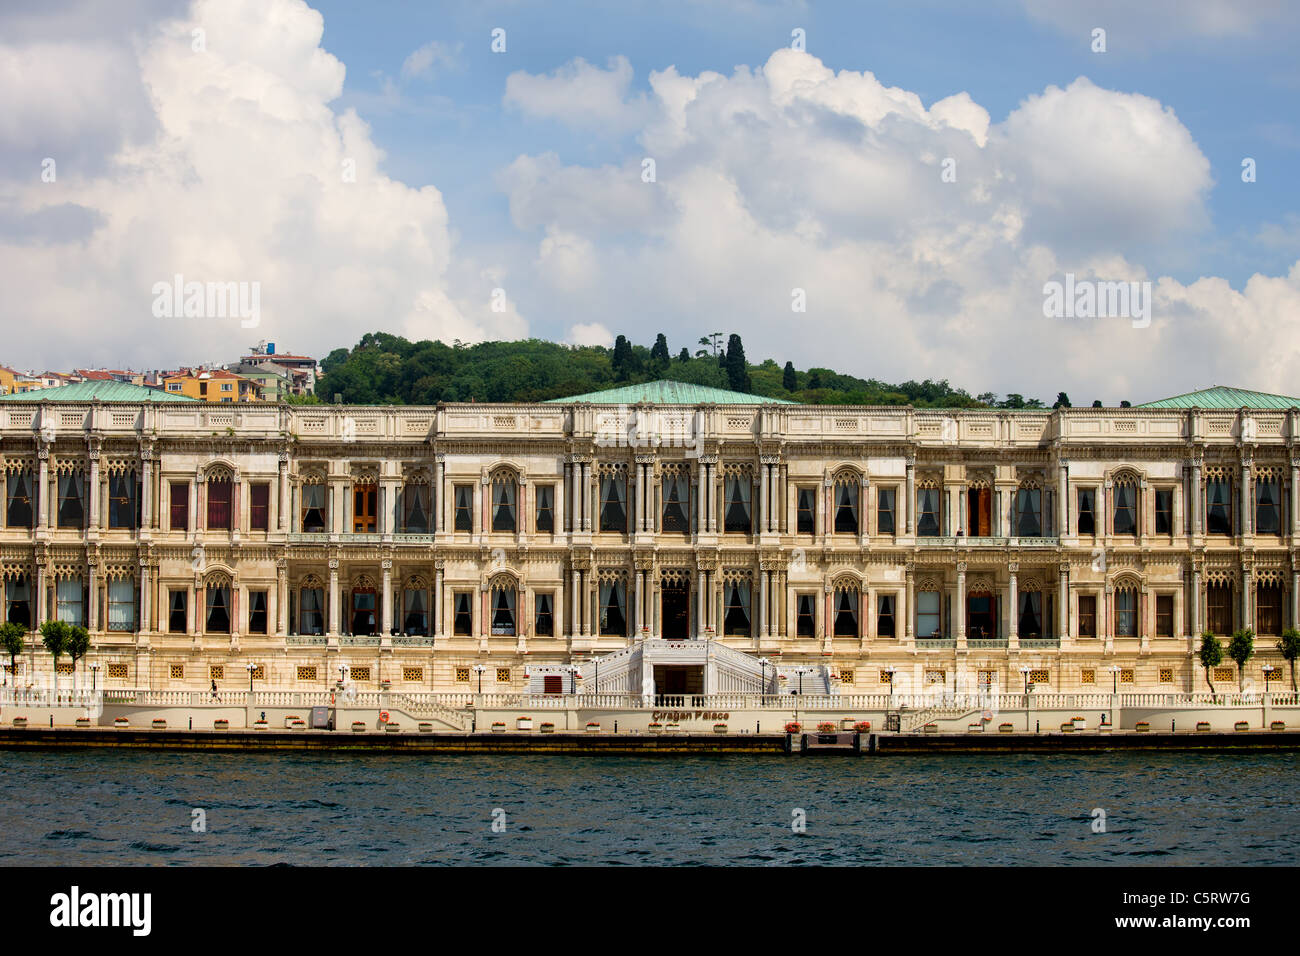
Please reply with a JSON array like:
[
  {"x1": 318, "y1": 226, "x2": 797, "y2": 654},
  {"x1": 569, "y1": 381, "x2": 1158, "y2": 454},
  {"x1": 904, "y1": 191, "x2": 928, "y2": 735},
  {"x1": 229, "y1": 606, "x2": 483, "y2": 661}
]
[
  {"x1": 783, "y1": 361, "x2": 797, "y2": 391},
  {"x1": 724, "y1": 333, "x2": 751, "y2": 393},
  {"x1": 650, "y1": 333, "x2": 670, "y2": 367}
]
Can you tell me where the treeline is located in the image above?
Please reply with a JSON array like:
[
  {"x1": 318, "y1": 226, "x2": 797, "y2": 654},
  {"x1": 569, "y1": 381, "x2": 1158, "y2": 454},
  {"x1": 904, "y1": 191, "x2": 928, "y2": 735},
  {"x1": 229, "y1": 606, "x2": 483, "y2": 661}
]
[{"x1": 310, "y1": 331, "x2": 1042, "y2": 408}]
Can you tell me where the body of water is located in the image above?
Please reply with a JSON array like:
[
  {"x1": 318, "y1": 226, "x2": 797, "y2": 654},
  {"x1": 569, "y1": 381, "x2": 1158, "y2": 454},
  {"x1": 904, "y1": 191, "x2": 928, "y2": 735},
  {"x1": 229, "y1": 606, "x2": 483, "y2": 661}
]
[{"x1": 2, "y1": 749, "x2": 1296, "y2": 865}]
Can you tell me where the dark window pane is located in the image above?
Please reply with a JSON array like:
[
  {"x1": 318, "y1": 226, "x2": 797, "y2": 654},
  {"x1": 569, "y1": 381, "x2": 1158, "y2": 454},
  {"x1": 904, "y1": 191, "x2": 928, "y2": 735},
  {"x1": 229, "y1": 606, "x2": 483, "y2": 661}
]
[
  {"x1": 1078, "y1": 595, "x2": 1096, "y2": 637},
  {"x1": 207, "y1": 479, "x2": 231, "y2": 530},
  {"x1": 108, "y1": 473, "x2": 137, "y2": 529},
  {"x1": 168, "y1": 590, "x2": 187, "y2": 633},
  {"x1": 723, "y1": 477, "x2": 751, "y2": 534},
  {"x1": 1256, "y1": 479, "x2": 1280, "y2": 534},
  {"x1": 796, "y1": 594, "x2": 815, "y2": 637},
  {"x1": 535, "y1": 592, "x2": 553, "y2": 636},
  {"x1": 535, "y1": 485, "x2": 554, "y2": 533},
  {"x1": 403, "y1": 483, "x2": 431, "y2": 533},
  {"x1": 918, "y1": 488, "x2": 940, "y2": 537},
  {"x1": 1207, "y1": 479, "x2": 1232, "y2": 535},
  {"x1": 6, "y1": 473, "x2": 33, "y2": 528},
  {"x1": 1156, "y1": 595, "x2": 1173, "y2": 637},
  {"x1": 877, "y1": 488, "x2": 895, "y2": 535},
  {"x1": 1155, "y1": 489, "x2": 1172, "y2": 534},
  {"x1": 1113, "y1": 484, "x2": 1135, "y2": 535},
  {"x1": 205, "y1": 586, "x2": 230, "y2": 633},
  {"x1": 834, "y1": 484, "x2": 858, "y2": 534},
  {"x1": 876, "y1": 594, "x2": 895, "y2": 637},
  {"x1": 57, "y1": 474, "x2": 84, "y2": 528},
  {"x1": 248, "y1": 590, "x2": 267, "y2": 633},
  {"x1": 454, "y1": 486, "x2": 473, "y2": 532},
  {"x1": 600, "y1": 477, "x2": 627, "y2": 533},
  {"x1": 170, "y1": 482, "x2": 189, "y2": 531},
  {"x1": 249, "y1": 483, "x2": 269, "y2": 531},
  {"x1": 1077, "y1": 488, "x2": 1095, "y2": 535},
  {"x1": 833, "y1": 590, "x2": 858, "y2": 636},
  {"x1": 797, "y1": 488, "x2": 815, "y2": 535},
  {"x1": 454, "y1": 592, "x2": 472, "y2": 635}
]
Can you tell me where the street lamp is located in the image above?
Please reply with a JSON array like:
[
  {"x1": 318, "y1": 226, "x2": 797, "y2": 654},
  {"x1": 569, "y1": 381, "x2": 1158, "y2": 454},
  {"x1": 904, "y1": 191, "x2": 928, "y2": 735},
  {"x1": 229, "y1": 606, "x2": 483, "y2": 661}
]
[
  {"x1": 1263, "y1": 665, "x2": 1276, "y2": 694},
  {"x1": 1109, "y1": 664, "x2": 1121, "y2": 695},
  {"x1": 246, "y1": 661, "x2": 257, "y2": 693},
  {"x1": 570, "y1": 666, "x2": 581, "y2": 695},
  {"x1": 1019, "y1": 665, "x2": 1031, "y2": 732},
  {"x1": 89, "y1": 662, "x2": 100, "y2": 693},
  {"x1": 794, "y1": 665, "x2": 813, "y2": 696},
  {"x1": 884, "y1": 666, "x2": 896, "y2": 705},
  {"x1": 472, "y1": 664, "x2": 487, "y2": 694},
  {"x1": 758, "y1": 657, "x2": 770, "y2": 702}
]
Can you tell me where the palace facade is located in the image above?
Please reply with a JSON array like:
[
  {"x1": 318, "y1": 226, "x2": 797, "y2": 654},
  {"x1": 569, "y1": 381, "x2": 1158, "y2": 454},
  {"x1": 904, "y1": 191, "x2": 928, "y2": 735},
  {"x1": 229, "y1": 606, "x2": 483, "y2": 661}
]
[{"x1": 1, "y1": 380, "x2": 1296, "y2": 698}]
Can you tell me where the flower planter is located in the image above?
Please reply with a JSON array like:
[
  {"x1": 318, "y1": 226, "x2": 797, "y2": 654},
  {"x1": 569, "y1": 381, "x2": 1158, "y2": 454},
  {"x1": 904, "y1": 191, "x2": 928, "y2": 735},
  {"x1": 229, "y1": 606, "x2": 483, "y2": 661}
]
[
  {"x1": 418, "y1": 722, "x2": 434, "y2": 733},
  {"x1": 385, "y1": 722, "x2": 401, "y2": 732},
  {"x1": 1234, "y1": 721, "x2": 1250, "y2": 732},
  {"x1": 647, "y1": 722, "x2": 663, "y2": 734},
  {"x1": 967, "y1": 722, "x2": 983, "y2": 733},
  {"x1": 351, "y1": 721, "x2": 368, "y2": 732},
  {"x1": 1270, "y1": 720, "x2": 1286, "y2": 731},
  {"x1": 1196, "y1": 721, "x2": 1212, "y2": 733},
  {"x1": 113, "y1": 717, "x2": 128, "y2": 728},
  {"x1": 713, "y1": 723, "x2": 728, "y2": 734},
  {"x1": 664, "y1": 723, "x2": 680, "y2": 733},
  {"x1": 283, "y1": 716, "x2": 302, "y2": 729},
  {"x1": 923, "y1": 723, "x2": 939, "y2": 734},
  {"x1": 516, "y1": 718, "x2": 533, "y2": 731},
  {"x1": 817, "y1": 722, "x2": 836, "y2": 734},
  {"x1": 998, "y1": 722, "x2": 1014, "y2": 734},
  {"x1": 784, "y1": 722, "x2": 802, "y2": 734},
  {"x1": 491, "y1": 722, "x2": 507, "y2": 734},
  {"x1": 539, "y1": 722, "x2": 555, "y2": 734},
  {"x1": 152, "y1": 718, "x2": 167, "y2": 729},
  {"x1": 1059, "y1": 722, "x2": 1074, "y2": 733},
  {"x1": 289, "y1": 720, "x2": 306, "y2": 730},
  {"x1": 853, "y1": 721, "x2": 871, "y2": 733},
  {"x1": 75, "y1": 716, "x2": 90, "y2": 727},
  {"x1": 1072, "y1": 717, "x2": 1086, "y2": 731},
  {"x1": 252, "y1": 720, "x2": 268, "y2": 730},
  {"x1": 1099, "y1": 722, "x2": 1113, "y2": 734},
  {"x1": 585, "y1": 722, "x2": 601, "y2": 733},
  {"x1": 213, "y1": 719, "x2": 229, "y2": 730},
  {"x1": 12, "y1": 717, "x2": 27, "y2": 728},
  {"x1": 1135, "y1": 721, "x2": 1150, "y2": 733}
]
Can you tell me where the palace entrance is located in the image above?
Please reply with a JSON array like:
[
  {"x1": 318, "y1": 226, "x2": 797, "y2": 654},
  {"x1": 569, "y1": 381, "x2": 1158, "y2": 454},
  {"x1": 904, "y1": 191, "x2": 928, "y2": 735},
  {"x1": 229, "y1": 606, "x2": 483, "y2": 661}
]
[
  {"x1": 661, "y1": 580, "x2": 690, "y2": 639},
  {"x1": 654, "y1": 665, "x2": 704, "y2": 697}
]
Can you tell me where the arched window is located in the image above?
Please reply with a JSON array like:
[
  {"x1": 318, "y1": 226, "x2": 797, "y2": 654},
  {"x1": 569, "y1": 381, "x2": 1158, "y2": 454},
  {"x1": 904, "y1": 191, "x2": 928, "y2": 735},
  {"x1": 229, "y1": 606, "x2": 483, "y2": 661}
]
[
  {"x1": 490, "y1": 580, "x2": 517, "y2": 635},
  {"x1": 661, "y1": 465, "x2": 691, "y2": 533},
  {"x1": 599, "y1": 472, "x2": 627, "y2": 533},
  {"x1": 56, "y1": 575, "x2": 85, "y2": 626},
  {"x1": 723, "y1": 580, "x2": 751, "y2": 636},
  {"x1": 1256, "y1": 468, "x2": 1282, "y2": 535},
  {"x1": 833, "y1": 583, "x2": 859, "y2": 637},
  {"x1": 599, "y1": 578, "x2": 627, "y2": 635},
  {"x1": 1112, "y1": 476, "x2": 1137, "y2": 536},
  {"x1": 205, "y1": 580, "x2": 231, "y2": 633},
  {"x1": 6, "y1": 574, "x2": 31, "y2": 628},
  {"x1": 1114, "y1": 585, "x2": 1137, "y2": 636},
  {"x1": 403, "y1": 578, "x2": 428, "y2": 636},
  {"x1": 1015, "y1": 483, "x2": 1041, "y2": 537},
  {"x1": 1206, "y1": 468, "x2": 1233, "y2": 535},
  {"x1": 107, "y1": 575, "x2": 137, "y2": 631},
  {"x1": 301, "y1": 480, "x2": 327, "y2": 533},
  {"x1": 206, "y1": 473, "x2": 232, "y2": 530},
  {"x1": 5, "y1": 470, "x2": 34, "y2": 529},
  {"x1": 491, "y1": 474, "x2": 517, "y2": 532},
  {"x1": 1018, "y1": 588, "x2": 1042, "y2": 637},
  {"x1": 723, "y1": 472, "x2": 752, "y2": 534},
  {"x1": 299, "y1": 577, "x2": 324, "y2": 635},
  {"x1": 57, "y1": 469, "x2": 85, "y2": 529},
  {"x1": 917, "y1": 481, "x2": 941, "y2": 537},
  {"x1": 833, "y1": 477, "x2": 859, "y2": 534}
]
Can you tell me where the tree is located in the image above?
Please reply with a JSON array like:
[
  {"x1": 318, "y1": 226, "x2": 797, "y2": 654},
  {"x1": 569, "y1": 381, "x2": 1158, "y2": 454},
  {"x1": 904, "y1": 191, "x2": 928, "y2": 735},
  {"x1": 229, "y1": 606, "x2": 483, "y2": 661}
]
[
  {"x1": 649, "y1": 333, "x2": 670, "y2": 369},
  {"x1": 0, "y1": 622, "x2": 24, "y2": 687},
  {"x1": 40, "y1": 620, "x2": 69, "y2": 696},
  {"x1": 723, "y1": 333, "x2": 751, "y2": 393},
  {"x1": 1119, "y1": 400, "x2": 1132, "y2": 408},
  {"x1": 976, "y1": 391, "x2": 997, "y2": 406},
  {"x1": 611, "y1": 335, "x2": 633, "y2": 381},
  {"x1": 1199, "y1": 632, "x2": 1224, "y2": 699},
  {"x1": 782, "y1": 361, "x2": 797, "y2": 391},
  {"x1": 66, "y1": 625, "x2": 90, "y2": 694},
  {"x1": 1227, "y1": 628, "x2": 1254, "y2": 691},
  {"x1": 1053, "y1": 392, "x2": 1071, "y2": 408},
  {"x1": 677, "y1": 347, "x2": 690, "y2": 363},
  {"x1": 1278, "y1": 628, "x2": 1300, "y2": 692},
  {"x1": 999, "y1": 393, "x2": 1026, "y2": 409},
  {"x1": 1091, "y1": 400, "x2": 1102, "y2": 408}
]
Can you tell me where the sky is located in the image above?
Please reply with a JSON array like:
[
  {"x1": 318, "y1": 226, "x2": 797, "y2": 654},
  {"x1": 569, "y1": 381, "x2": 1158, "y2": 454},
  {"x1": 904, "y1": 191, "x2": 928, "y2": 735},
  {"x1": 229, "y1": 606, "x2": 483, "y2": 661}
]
[{"x1": 2, "y1": 0, "x2": 1299, "y2": 404}]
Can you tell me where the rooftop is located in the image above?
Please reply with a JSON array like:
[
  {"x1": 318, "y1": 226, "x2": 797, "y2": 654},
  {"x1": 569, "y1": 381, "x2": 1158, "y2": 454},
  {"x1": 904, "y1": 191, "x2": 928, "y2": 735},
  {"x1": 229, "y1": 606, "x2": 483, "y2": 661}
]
[
  {"x1": 0, "y1": 380, "x2": 197, "y2": 403},
  {"x1": 547, "y1": 380, "x2": 798, "y2": 405},
  {"x1": 1139, "y1": 386, "x2": 1300, "y2": 410}
]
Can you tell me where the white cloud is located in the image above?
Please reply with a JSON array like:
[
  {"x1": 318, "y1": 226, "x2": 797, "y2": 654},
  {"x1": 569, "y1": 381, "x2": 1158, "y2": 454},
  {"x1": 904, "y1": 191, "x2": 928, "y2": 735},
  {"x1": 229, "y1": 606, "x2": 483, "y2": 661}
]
[
  {"x1": 504, "y1": 55, "x2": 649, "y2": 132},
  {"x1": 1021, "y1": 0, "x2": 1300, "y2": 44},
  {"x1": 498, "y1": 49, "x2": 1299, "y2": 401},
  {"x1": 0, "y1": 0, "x2": 523, "y2": 370},
  {"x1": 566, "y1": 322, "x2": 613, "y2": 347},
  {"x1": 401, "y1": 40, "x2": 461, "y2": 81}
]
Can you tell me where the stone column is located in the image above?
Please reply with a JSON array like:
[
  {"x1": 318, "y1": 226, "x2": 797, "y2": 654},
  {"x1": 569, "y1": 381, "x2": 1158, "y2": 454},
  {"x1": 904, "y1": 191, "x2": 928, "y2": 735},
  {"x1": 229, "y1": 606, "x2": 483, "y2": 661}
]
[
  {"x1": 696, "y1": 570, "x2": 707, "y2": 639},
  {"x1": 1007, "y1": 564, "x2": 1019, "y2": 647},
  {"x1": 1058, "y1": 459, "x2": 1069, "y2": 537},
  {"x1": 277, "y1": 455, "x2": 289, "y2": 531},
  {"x1": 631, "y1": 570, "x2": 641, "y2": 635},
  {"x1": 328, "y1": 560, "x2": 340, "y2": 636},
  {"x1": 88, "y1": 451, "x2": 101, "y2": 531},
  {"x1": 277, "y1": 563, "x2": 289, "y2": 634},
  {"x1": 695, "y1": 460, "x2": 705, "y2": 534},
  {"x1": 381, "y1": 560, "x2": 392, "y2": 635},
  {"x1": 1243, "y1": 460, "x2": 1254, "y2": 538},
  {"x1": 188, "y1": 479, "x2": 198, "y2": 535},
  {"x1": 1058, "y1": 564, "x2": 1069, "y2": 642},
  {"x1": 955, "y1": 563, "x2": 966, "y2": 644},
  {"x1": 436, "y1": 455, "x2": 447, "y2": 534},
  {"x1": 759, "y1": 569, "x2": 769, "y2": 638},
  {"x1": 1242, "y1": 566, "x2": 1253, "y2": 631},
  {"x1": 1188, "y1": 565, "x2": 1200, "y2": 639},
  {"x1": 37, "y1": 449, "x2": 50, "y2": 530},
  {"x1": 139, "y1": 562, "x2": 151, "y2": 635},
  {"x1": 905, "y1": 457, "x2": 915, "y2": 535},
  {"x1": 904, "y1": 566, "x2": 914, "y2": 643},
  {"x1": 1190, "y1": 458, "x2": 1202, "y2": 537},
  {"x1": 1292, "y1": 569, "x2": 1299, "y2": 632},
  {"x1": 434, "y1": 565, "x2": 445, "y2": 638},
  {"x1": 1291, "y1": 459, "x2": 1300, "y2": 540},
  {"x1": 140, "y1": 456, "x2": 153, "y2": 532},
  {"x1": 759, "y1": 464, "x2": 769, "y2": 533},
  {"x1": 580, "y1": 461, "x2": 591, "y2": 532}
]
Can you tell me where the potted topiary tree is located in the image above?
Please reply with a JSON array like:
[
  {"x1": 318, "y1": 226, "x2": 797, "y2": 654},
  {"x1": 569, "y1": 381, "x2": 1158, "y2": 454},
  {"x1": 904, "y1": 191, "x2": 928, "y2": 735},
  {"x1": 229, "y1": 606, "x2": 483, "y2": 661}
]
[
  {"x1": 1228, "y1": 628, "x2": 1254, "y2": 692},
  {"x1": 65, "y1": 625, "x2": 90, "y2": 694},
  {"x1": 39, "y1": 620, "x2": 69, "y2": 697},
  {"x1": 1276, "y1": 628, "x2": 1300, "y2": 693},
  {"x1": 0, "y1": 621, "x2": 25, "y2": 687},
  {"x1": 1198, "y1": 632, "x2": 1223, "y2": 700}
]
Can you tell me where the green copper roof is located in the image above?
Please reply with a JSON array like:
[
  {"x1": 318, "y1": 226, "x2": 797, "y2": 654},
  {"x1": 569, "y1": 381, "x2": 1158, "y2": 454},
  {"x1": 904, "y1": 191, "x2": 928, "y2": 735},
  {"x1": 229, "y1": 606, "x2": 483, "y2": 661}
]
[
  {"x1": 1139, "y1": 386, "x2": 1300, "y2": 410},
  {"x1": 547, "y1": 380, "x2": 797, "y2": 405},
  {"x1": 0, "y1": 381, "x2": 197, "y2": 403}
]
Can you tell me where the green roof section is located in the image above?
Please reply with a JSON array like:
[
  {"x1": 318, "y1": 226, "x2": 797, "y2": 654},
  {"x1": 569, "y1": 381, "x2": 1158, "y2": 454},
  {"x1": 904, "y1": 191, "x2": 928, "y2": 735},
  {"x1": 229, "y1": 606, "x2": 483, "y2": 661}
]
[
  {"x1": 0, "y1": 381, "x2": 198, "y2": 403},
  {"x1": 547, "y1": 380, "x2": 798, "y2": 405},
  {"x1": 1138, "y1": 386, "x2": 1300, "y2": 410}
]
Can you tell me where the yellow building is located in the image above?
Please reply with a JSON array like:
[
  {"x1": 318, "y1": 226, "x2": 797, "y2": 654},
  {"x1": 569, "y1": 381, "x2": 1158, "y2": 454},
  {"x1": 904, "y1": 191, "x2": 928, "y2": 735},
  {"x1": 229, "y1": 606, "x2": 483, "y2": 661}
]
[{"x1": 163, "y1": 369, "x2": 264, "y2": 403}]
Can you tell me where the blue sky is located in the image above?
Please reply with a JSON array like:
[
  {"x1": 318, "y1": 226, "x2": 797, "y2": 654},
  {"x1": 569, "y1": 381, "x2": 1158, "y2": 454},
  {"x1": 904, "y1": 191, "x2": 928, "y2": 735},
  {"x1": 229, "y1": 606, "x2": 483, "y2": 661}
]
[{"x1": 2, "y1": 0, "x2": 1299, "y2": 401}]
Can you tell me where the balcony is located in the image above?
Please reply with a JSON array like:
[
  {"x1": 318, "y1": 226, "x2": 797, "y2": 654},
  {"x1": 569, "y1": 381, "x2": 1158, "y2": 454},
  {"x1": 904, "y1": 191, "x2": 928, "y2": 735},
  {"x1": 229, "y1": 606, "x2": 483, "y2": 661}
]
[
  {"x1": 914, "y1": 536, "x2": 1060, "y2": 548},
  {"x1": 916, "y1": 638, "x2": 957, "y2": 649},
  {"x1": 968, "y1": 638, "x2": 1009, "y2": 649},
  {"x1": 1019, "y1": 637, "x2": 1061, "y2": 649}
]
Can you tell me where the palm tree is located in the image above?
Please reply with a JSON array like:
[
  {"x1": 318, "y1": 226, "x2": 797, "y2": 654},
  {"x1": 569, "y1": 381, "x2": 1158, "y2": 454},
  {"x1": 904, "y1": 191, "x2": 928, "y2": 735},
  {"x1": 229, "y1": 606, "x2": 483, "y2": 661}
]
[
  {"x1": 1278, "y1": 628, "x2": 1300, "y2": 693},
  {"x1": 0, "y1": 622, "x2": 25, "y2": 687},
  {"x1": 1198, "y1": 632, "x2": 1223, "y2": 699},
  {"x1": 39, "y1": 619, "x2": 69, "y2": 697},
  {"x1": 1227, "y1": 628, "x2": 1254, "y2": 691}
]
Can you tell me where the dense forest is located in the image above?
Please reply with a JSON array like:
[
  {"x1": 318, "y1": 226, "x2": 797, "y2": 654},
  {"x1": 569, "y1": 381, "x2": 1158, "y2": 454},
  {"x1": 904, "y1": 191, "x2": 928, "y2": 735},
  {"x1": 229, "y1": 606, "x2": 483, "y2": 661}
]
[{"x1": 308, "y1": 331, "x2": 1063, "y2": 408}]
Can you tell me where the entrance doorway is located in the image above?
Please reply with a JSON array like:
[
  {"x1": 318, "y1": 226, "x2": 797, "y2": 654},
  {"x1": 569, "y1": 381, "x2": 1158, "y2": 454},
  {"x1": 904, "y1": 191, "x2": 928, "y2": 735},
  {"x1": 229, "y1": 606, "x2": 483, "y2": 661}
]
[
  {"x1": 654, "y1": 665, "x2": 703, "y2": 698},
  {"x1": 661, "y1": 580, "x2": 690, "y2": 639},
  {"x1": 351, "y1": 589, "x2": 377, "y2": 635},
  {"x1": 966, "y1": 594, "x2": 997, "y2": 640},
  {"x1": 968, "y1": 488, "x2": 991, "y2": 536}
]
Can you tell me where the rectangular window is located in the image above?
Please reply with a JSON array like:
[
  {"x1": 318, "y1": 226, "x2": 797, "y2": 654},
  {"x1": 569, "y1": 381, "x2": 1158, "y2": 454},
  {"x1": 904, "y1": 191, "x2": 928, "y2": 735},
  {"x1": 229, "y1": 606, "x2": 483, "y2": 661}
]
[
  {"x1": 454, "y1": 485, "x2": 473, "y2": 532},
  {"x1": 917, "y1": 487, "x2": 940, "y2": 536},
  {"x1": 57, "y1": 473, "x2": 85, "y2": 528},
  {"x1": 170, "y1": 481, "x2": 189, "y2": 531},
  {"x1": 600, "y1": 476, "x2": 627, "y2": 533},
  {"x1": 661, "y1": 474, "x2": 690, "y2": 533},
  {"x1": 876, "y1": 593, "x2": 895, "y2": 637},
  {"x1": 1078, "y1": 595, "x2": 1096, "y2": 638},
  {"x1": 402, "y1": 483, "x2": 431, "y2": 533},
  {"x1": 796, "y1": 487, "x2": 816, "y2": 535},
  {"x1": 249, "y1": 483, "x2": 270, "y2": 531},
  {"x1": 168, "y1": 590, "x2": 187, "y2": 633},
  {"x1": 402, "y1": 588, "x2": 428, "y2": 635},
  {"x1": 453, "y1": 592, "x2": 472, "y2": 635},
  {"x1": 1206, "y1": 477, "x2": 1232, "y2": 535},
  {"x1": 1154, "y1": 489, "x2": 1172, "y2": 535},
  {"x1": 723, "y1": 476, "x2": 751, "y2": 534},
  {"x1": 1112, "y1": 484, "x2": 1136, "y2": 535},
  {"x1": 1018, "y1": 591, "x2": 1042, "y2": 637},
  {"x1": 1114, "y1": 590, "x2": 1136, "y2": 637},
  {"x1": 833, "y1": 483, "x2": 858, "y2": 534},
  {"x1": 299, "y1": 587, "x2": 324, "y2": 635},
  {"x1": 6, "y1": 576, "x2": 31, "y2": 629},
  {"x1": 1077, "y1": 488, "x2": 1095, "y2": 535},
  {"x1": 207, "y1": 479, "x2": 231, "y2": 530},
  {"x1": 832, "y1": 589, "x2": 858, "y2": 637},
  {"x1": 543, "y1": 674, "x2": 564, "y2": 695},
  {"x1": 108, "y1": 473, "x2": 138, "y2": 529},
  {"x1": 107, "y1": 578, "x2": 135, "y2": 631},
  {"x1": 490, "y1": 588, "x2": 516, "y2": 635},
  {"x1": 877, "y1": 487, "x2": 895, "y2": 535},
  {"x1": 535, "y1": 485, "x2": 554, "y2": 533},
  {"x1": 352, "y1": 483, "x2": 377, "y2": 533},
  {"x1": 599, "y1": 581, "x2": 627, "y2": 635},
  {"x1": 491, "y1": 480, "x2": 516, "y2": 532},
  {"x1": 1015, "y1": 488, "x2": 1041, "y2": 537},
  {"x1": 917, "y1": 590, "x2": 941, "y2": 638},
  {"x1": 301, "y1": 483, "x2": 327, "y2": 533},
  {"x1": 1207, "y1": 584, "x2": 1232, "y2": 634},
  {"x1": 968, "y1": 487, "x2": 992, "y2": 536},
  {"x1": 796, "y1": 594, "x2": 816, "y2": 637},
  {"x1": 1256, "y1": 477, "x2": 1281, "y2": 535},
  {"x1": 5, "y1": 472, "x2": 33, "y2": 528},
  {"x1": 247, "y1": 589, "x2": 268, "y2": 634},
  {"x1": 1155, "y1": 594, "x2": 1173, "y2": 637},
  {"x1": 56, "y1": 578, "x2": 84, "y2": 626},
  {"x1": 1257, "y1": 586, "x2": 1283, "y2": 635},
  {"x1": 535, "y1": 592, "x2": 554, "y2": 636},
  {"x1": 205, "y1": 585, "x2": 231, "y2": 633}
]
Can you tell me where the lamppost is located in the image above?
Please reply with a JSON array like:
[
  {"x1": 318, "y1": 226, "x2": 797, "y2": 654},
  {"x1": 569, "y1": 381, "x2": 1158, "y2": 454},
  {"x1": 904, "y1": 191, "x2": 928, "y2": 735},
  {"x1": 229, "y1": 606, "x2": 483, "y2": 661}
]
[
  {"x1": 89, "y1": 662, "x2": 100, "y2": 693},
  {"x1": 758, "y1": 657, "x2": 770, "y2": 703},
  {"x1": 1110, "y1": 664, "x2": 1121, "y2": 695},
  {"x1": 794, "y1": 666, "x2": 812, "y2": 696},
  {"x1": 473, "y1": 664, "x2": 487, "y2": 695},
  {"x1": 1263, "y1": 664, "x2": 1276, "y2": 694},
  {"x1": 246, "y1": 661, "x2": 257, "y2": 693},
  {"x1": 1019, "y1": 665, "x2": 1031, "y2": 731},
  {"x1": 570, "y1": 666, "x2": 581, "y2": 695},
  {"x1": 884, "y1": 666, "x2": 896, "y2": 707}
]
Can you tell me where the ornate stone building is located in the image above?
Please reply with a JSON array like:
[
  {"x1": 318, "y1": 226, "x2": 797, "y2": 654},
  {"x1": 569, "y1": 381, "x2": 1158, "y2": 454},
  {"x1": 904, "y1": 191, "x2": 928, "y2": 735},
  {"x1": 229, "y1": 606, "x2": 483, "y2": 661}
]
[{"x1": 1, "y1": 380, "x2": 1295, "y2": 698}]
